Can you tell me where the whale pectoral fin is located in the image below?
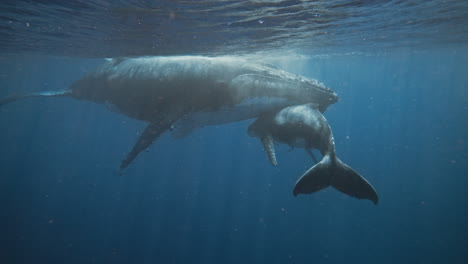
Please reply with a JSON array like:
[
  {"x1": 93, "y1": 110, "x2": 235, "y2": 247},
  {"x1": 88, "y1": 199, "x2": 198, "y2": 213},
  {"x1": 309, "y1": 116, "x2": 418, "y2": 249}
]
[
  {"x1": 261, "y1": 134, "x2": 278, "y2": 166},
  {"x1": 120, "y1": 118, "x2": 175, "y2": 169}
]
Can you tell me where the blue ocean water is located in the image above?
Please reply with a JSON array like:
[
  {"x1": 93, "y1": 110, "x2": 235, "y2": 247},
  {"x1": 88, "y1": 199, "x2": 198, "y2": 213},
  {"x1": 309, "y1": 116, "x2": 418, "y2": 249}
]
[{"x1": 0, "y1": 1, "x2": 467, "y2": 264}]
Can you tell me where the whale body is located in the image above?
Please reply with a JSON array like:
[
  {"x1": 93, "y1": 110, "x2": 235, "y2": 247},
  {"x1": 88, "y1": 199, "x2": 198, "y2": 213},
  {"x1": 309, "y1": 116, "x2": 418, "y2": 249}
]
[
  {"x1": 0, "y1": 56, "x2": 338, "y2": 169},
  {"x1": 248, "y1": 103, "x2": 378, "y2": 204}
]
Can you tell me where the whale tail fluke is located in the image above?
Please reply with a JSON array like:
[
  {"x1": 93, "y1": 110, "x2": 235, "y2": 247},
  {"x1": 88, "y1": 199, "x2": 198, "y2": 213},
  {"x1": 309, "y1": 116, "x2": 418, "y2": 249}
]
[
  {"x1": 293, "y1": 155, "x2": 378, "y2": 204},
  {"x1": 0, "y1": 91, "x2": 72, "y2": 108}
]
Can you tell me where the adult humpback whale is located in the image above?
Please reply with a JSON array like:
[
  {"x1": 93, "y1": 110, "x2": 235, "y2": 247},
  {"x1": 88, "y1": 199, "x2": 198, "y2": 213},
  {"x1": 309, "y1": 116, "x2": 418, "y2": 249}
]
[
  {"x1": 248, "y1": 103, "x2": 378, "y2": 204},
  {"x1": 0, "y1": 56, "x2": 338, "y2": 169}
]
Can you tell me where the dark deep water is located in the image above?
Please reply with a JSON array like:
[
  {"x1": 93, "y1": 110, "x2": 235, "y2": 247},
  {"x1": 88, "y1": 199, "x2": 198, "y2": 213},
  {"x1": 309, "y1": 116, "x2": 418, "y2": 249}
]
[
  {"x1": 1, "y1": 49, "x2": 466, "y2": 264},
  {"x1": 1, "y1": 1, "x2": 468, "y2": 264}
]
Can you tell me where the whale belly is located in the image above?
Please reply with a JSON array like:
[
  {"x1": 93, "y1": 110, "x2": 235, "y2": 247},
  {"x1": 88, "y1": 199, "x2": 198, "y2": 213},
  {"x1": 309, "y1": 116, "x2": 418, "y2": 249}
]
[{"x1": 172, "y1": 97, "x2": 294, "y2": 138}]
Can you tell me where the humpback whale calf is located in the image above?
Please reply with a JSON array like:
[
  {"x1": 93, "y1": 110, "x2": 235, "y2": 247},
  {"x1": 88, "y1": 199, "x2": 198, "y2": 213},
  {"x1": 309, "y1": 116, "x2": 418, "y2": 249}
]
[
  {"x1": 248, "y1": 103, "x2": 378, "y2": 204},
  {"x1": 0, "y1": 56, "x2": 338, "y2": 169}
]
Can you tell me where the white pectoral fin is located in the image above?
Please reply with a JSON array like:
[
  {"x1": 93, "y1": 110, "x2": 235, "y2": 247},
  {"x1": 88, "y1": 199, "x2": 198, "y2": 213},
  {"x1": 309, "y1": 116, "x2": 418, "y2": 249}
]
[
  {"x1": 261, "y1": 134, "x2": 278, "y2": 166},
  {"x1": 121, "y1": 111, "x2": 184, "y2": 169}
]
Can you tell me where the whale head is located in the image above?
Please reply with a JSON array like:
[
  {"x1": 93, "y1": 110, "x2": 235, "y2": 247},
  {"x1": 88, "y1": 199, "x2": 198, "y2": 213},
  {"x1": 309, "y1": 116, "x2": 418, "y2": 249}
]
[{"x1": 231, "y1": 63, "x2": 339, "y2": 113}]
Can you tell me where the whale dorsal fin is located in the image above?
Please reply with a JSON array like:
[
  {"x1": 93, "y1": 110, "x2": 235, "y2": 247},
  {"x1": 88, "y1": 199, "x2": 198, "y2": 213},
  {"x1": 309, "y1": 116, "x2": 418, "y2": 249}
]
[
  {"x1": 261, "y1": 134, "x2": 277, "y2": 166},
  {"x1": 120, "y1": 112, "x2": 182, "y2": 169}
]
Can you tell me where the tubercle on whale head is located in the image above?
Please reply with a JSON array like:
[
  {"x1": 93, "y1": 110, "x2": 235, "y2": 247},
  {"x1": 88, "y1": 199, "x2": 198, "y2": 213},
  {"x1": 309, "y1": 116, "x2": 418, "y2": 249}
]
[
  {"x1": 310, "y1": 86, "x2": 339, "y2": 112},
  {"x1": 330, "y1": 91, "x2": 339, "y2": 104},
  {"x1": 322, "y1": 89, "x2": 338, "y2": 102},
  {"x1": 297, "y1": 75, "x2": 338, "y2": 107},
  {"x1": 318, "y1": 94, "x2": 338, "y2": 112}
]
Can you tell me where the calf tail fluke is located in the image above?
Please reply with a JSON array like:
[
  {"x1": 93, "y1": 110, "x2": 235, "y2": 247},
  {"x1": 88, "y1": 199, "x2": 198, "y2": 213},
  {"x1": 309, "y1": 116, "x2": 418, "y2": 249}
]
[
  {"x1": 293, "y1": 155, "x2": 378, "y2": 204},
  {"x1": 0, "y1": 90, "x2": 72, "y2": 108}
]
